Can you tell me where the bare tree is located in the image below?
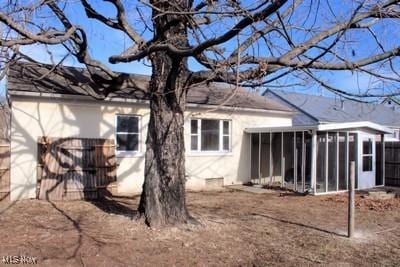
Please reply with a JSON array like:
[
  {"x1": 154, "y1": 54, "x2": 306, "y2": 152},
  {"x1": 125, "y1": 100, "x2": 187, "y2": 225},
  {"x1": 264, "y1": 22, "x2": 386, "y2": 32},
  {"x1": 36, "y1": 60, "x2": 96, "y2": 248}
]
[{"x1": 1, "y1": 0, "x2": 400, "y2": 226}]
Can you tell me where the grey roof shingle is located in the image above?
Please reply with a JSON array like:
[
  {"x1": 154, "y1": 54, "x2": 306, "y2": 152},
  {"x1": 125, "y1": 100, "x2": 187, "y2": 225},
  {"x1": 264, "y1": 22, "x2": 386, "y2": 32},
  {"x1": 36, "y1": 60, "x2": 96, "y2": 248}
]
[
  {"x1": 7, "y1": 62, "x2": 293, "y2": 113},
  {"x1": 266, "y1": 90, "x2": 400, "y2": 127}
]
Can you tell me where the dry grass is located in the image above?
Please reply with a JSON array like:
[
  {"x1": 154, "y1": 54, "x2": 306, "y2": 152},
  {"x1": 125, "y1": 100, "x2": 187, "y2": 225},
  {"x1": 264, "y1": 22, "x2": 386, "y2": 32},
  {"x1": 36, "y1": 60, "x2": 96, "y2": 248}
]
[{"x1": 0, "y1": 190, "x2": 399, "y2": 266}]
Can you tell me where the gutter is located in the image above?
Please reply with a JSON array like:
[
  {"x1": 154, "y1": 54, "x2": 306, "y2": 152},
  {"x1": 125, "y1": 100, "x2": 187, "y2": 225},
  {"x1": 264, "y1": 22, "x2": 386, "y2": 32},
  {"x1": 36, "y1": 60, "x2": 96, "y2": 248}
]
[{"x1": 8, "y1": 90, "x2": 296, "y2": 116}]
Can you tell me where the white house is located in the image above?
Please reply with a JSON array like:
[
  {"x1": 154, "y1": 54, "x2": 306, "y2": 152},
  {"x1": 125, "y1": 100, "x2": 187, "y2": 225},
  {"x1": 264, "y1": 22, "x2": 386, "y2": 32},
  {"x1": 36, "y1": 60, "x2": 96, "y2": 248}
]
[
  {"x1": 7, "y1": 62, "x2": 294, "y2": 201},
  {"x1": 6, "y1": 62, "x2": 395, "y2": 201}
]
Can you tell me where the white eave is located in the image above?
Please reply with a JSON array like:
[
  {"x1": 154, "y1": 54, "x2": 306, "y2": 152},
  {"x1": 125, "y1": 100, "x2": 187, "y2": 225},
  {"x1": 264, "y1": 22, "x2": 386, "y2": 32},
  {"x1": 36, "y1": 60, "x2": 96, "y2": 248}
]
[
  {"x1": 245, "y1": 121, "x2": 393, "y2": 134},
  {"x1": 8, "y1": 90, "x2": 295, "y2": 115}
]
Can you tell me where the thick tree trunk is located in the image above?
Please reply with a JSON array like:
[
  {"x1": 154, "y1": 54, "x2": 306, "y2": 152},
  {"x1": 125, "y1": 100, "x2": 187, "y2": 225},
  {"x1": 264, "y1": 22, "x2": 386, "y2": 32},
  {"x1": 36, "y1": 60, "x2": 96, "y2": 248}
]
[{"x1": 138, "y1": 0, "x2": 192, "y2": 227}]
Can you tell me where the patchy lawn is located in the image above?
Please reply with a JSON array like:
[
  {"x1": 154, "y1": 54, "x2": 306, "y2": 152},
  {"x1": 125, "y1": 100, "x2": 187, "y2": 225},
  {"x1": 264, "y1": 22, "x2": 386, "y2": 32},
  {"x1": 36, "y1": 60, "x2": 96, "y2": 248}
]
[{"x1": 0, "y1": 190, "x2": 399, "y2": 266}]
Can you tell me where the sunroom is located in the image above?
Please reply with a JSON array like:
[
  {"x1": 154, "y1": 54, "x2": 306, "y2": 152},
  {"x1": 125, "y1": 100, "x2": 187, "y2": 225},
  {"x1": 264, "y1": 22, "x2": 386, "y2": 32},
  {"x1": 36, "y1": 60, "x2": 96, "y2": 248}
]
[{"x1": 245, "y1": 122, "x2": 392, "y2": 194}]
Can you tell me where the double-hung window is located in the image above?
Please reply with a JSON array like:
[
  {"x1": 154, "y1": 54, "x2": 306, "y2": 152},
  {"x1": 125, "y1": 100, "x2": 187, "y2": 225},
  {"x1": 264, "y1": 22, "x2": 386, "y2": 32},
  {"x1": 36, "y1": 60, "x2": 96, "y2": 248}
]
[
  {"x1": 116, "y1": 115, "x2": 140, "y2": 154},
  {"x1": 190, "y1": 119, "x2": 231, "y2": 152}
]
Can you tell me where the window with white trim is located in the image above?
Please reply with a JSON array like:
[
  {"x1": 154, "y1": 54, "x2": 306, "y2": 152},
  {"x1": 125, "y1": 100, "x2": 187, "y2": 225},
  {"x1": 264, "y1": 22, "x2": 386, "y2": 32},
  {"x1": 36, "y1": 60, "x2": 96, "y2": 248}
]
[
  {"x1": 116, "y1": 115, "x2": 139, "y2": 153},
  {"x1": 190, "y1": 119, "x2": 231, "y2": 152},
  {"x1": 362, "y1": 138, "x2": 373, "y2": 172}
]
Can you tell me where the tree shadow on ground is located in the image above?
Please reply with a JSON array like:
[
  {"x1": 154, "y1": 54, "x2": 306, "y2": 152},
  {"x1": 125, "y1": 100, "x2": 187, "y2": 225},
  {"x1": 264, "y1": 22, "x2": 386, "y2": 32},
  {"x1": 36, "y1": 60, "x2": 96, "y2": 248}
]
[
  {"x1": 40, "y1": 199, "x2": 132, "y2": 265},
  {"x1": 250, "y1": 212, "x2": 347, "y2": 238},
  {"x1": 90, "y1": 193, "x2": 139, "y2": 219}
]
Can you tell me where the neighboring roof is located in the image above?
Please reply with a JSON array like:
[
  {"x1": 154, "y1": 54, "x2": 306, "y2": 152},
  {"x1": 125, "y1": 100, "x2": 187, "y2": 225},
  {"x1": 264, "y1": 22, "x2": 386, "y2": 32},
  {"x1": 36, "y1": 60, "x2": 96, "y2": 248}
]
[
  {"x1": 264, "y1": 90, "x2": 400, "y2": 127},
  {"x1": 264, "y1": 91, "x2": 318, "y2": 126},
  {"x1": 382, "y1": 96, "x2": 400, "y2": 106},
  {"x1": 245, "y1": 121, "x2": 393, "y2": 134},
  {"x1": 7, "y1": 62, "x2": 293, "y2": 113}
]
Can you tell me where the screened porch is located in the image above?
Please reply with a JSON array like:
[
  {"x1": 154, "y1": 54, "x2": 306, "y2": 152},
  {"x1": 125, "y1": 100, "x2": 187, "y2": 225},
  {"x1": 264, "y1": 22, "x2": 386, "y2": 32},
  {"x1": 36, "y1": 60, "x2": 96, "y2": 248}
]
[{"x1": 246, "y1": 123, "x2": 391, "y2": 194}]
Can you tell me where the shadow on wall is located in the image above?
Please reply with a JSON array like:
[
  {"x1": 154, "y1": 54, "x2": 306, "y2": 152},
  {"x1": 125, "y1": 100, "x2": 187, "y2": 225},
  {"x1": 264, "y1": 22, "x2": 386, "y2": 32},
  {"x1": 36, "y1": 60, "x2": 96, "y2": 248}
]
[
  {"x1": 36, "y1": 137, "x2": 117, "y2": 201},
  {"x1": 10, "y1": 98, "x2": 148, "y2": 200}
]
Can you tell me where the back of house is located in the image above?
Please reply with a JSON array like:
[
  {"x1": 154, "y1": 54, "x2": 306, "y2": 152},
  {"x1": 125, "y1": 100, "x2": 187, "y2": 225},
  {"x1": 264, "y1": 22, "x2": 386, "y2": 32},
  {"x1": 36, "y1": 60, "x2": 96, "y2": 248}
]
[
  {"x1": 7, "y1": 62, "x2": 399, "y2": 201},
  {"x1": 6, "y1": 62, "x2": 294, "y2": 201}
]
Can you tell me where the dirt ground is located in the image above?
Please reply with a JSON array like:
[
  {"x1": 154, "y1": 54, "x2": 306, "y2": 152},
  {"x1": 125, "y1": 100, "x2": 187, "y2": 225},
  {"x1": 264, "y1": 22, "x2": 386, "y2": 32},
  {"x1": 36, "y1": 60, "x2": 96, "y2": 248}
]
[{"x1": 0, "y1": 190, "x2": 399, "y2": 267}]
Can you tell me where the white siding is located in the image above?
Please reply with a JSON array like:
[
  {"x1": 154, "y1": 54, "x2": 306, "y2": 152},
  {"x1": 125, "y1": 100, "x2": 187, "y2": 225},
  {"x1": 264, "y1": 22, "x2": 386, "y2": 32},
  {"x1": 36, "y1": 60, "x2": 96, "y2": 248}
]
[{"x1": 10, "y1": 97, "x2": 292, "y2": 200}]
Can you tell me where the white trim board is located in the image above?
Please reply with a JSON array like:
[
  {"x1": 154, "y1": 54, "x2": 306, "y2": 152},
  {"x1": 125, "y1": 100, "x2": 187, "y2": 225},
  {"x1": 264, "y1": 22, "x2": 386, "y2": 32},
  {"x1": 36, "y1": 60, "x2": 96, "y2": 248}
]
[
  {"x1": 9, "y1": 91, "x2": 295, "y2": 115},
  {"x1": 245, "y1": 121, "x2": 393, "y2": 134}
]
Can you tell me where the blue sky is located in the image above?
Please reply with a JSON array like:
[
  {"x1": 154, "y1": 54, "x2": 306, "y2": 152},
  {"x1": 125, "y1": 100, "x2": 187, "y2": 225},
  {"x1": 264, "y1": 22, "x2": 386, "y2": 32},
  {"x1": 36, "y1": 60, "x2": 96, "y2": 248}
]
[{"x1": 1, "y1": 0, "x2": 399, "y2": 101}]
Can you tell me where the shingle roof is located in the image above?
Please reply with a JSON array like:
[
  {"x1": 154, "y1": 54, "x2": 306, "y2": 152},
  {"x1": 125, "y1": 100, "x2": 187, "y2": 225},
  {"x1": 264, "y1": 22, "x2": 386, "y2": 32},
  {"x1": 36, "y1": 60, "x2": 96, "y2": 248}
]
[
  {"x1": 266, "y1": 90, "x2": 400, "y2": 127},
  {"x1": 7, "y1": 62, "x2": 293, "y2": 113}
]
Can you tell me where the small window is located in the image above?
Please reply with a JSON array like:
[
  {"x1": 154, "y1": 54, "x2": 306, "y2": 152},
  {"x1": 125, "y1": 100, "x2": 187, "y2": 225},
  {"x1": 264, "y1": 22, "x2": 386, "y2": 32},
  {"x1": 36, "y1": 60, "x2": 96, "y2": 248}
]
[
  {"x1": 362, "y1": 139, "x2": 373, "y2": 172},
  {"x1": 190, "y1": 120, "x2": 199, "y2": 151},
  {"x1": 363, "y1": 156, "x2": 373, "y2": 172},
  {"x1": 363, "y1": 139, "x2": 372, "y2": 154},
  {"x1": 222, "y1": 121, "x2": 230, "y2": 151},
  {"x1": 190, "y1": 119, "x2": 231, "y2": 152},
  {"x1": 116, "y1": 115, "x2": 139, "y2": 152}
]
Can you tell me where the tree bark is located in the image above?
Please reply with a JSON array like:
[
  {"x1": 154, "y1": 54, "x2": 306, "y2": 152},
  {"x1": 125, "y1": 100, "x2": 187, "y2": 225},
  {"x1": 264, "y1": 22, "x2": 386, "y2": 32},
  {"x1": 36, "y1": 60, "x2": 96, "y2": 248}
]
[{"x1": 138, "y1": 0, "x2": 192, "y2": 227}]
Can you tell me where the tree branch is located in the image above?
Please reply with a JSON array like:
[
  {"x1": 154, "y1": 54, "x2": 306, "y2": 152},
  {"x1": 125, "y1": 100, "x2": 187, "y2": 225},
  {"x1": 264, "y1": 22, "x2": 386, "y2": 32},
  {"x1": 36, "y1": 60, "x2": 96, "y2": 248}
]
[
  {"x1": 109, "y1": 0, "x2": 288, "y2": 63},
  {"x1": 81, "y1": 0, "x2": 145, "y2": 45}
]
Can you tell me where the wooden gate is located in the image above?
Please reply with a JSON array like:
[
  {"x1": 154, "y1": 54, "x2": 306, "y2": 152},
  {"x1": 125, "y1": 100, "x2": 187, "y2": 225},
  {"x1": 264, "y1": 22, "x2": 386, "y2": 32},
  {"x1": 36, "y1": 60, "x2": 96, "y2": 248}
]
[
  {"x1": 0, "y1": 143, "x2": 10, "y2": 201},
  {"x1": 37, "y1": 137, "x2": 117, "y2": 200},
  {"x1": 385, "y1": 141, "x2": 400, "y2": 187}
]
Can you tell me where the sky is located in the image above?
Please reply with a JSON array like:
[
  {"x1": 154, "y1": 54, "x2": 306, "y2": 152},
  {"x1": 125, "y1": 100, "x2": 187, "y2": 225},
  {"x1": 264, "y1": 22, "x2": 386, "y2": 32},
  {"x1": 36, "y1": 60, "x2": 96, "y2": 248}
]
[{"x1": 1, "y1": 0, "x2": 399, "y2": 101}]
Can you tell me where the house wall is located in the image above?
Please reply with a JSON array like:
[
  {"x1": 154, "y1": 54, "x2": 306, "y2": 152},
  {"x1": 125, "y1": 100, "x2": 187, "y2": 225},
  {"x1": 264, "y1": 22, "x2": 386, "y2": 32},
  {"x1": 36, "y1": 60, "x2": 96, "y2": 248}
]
[{"x1": 10, "y1": 96, "x2": 292, "y2": 200}]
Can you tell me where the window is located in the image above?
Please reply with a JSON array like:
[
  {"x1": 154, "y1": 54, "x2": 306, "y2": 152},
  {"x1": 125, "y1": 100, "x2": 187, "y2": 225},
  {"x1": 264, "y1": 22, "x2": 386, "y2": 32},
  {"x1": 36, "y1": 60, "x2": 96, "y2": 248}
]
[
  {"x1": 395, "y1": 129, "x2": 400, "y2": 140},
  {"x1": 190, "y1": 119, "x2": 231, "y2": 152},
  {"x1": 222, "y1": 120, "x2": 230, "y2": 151},
  {"x1": 116, "y1": 115, "x2": 139, "y2": 153},
  {"x1": 362, "y1": 138, "x2": 373, "y2": 172}
]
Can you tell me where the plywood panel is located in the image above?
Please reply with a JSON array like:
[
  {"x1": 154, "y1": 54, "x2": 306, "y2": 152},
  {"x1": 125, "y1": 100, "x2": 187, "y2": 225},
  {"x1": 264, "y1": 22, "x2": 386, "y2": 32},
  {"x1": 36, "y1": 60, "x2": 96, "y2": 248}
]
[{"x1": 37, "y1": 137, "x2": 116, "y2": 200}]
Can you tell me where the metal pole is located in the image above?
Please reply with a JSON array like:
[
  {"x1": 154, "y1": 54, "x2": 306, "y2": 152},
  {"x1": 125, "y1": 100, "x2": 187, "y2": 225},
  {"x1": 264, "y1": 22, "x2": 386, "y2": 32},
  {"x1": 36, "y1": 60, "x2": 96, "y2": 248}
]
[
  {"x1": 259, "y1": 133, "x2": 261, "y2": 185},
  {"x1": 302, "y1": 131, "x2": 305, "y2": 192},
  {"x1": 294, "y1": 132, "x2": 297, "y2": 191},
  {"x1": 382, "y1": 134, "x2": 385, "y2": 186},
  {"x1": 311, "y1": 131, "x2": 317, "y2": 194},
  {"x1": 345, "y1": 132, "x2": 349, "y2": 190},
  {"x1": 269, "y1": 132, "x2": 273, "y2": 186},
  {"x1": 281, "y1": 132, "x2": 284, "y2": 188},
  {"x1": 348, "y1": 161, "x2": 355, "y2": 238}
]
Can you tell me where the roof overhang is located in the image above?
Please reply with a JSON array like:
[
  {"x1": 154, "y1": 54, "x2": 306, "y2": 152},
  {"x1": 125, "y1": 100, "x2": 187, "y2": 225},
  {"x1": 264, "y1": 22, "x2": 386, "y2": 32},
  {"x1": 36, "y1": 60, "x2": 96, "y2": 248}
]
[
  {"x1": 245, "y1": 121, "x2": 393, "y2": 134},
  {"x1": 8, "y1": 90, "x2": 295, "y2": 115}
]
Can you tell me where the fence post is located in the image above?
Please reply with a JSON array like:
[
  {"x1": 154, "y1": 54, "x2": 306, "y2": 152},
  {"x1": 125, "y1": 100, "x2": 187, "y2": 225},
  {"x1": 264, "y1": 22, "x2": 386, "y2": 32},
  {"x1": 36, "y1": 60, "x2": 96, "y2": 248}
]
[{"x1": 348, "y1": 161, "x2": 355, "y2": 238}]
